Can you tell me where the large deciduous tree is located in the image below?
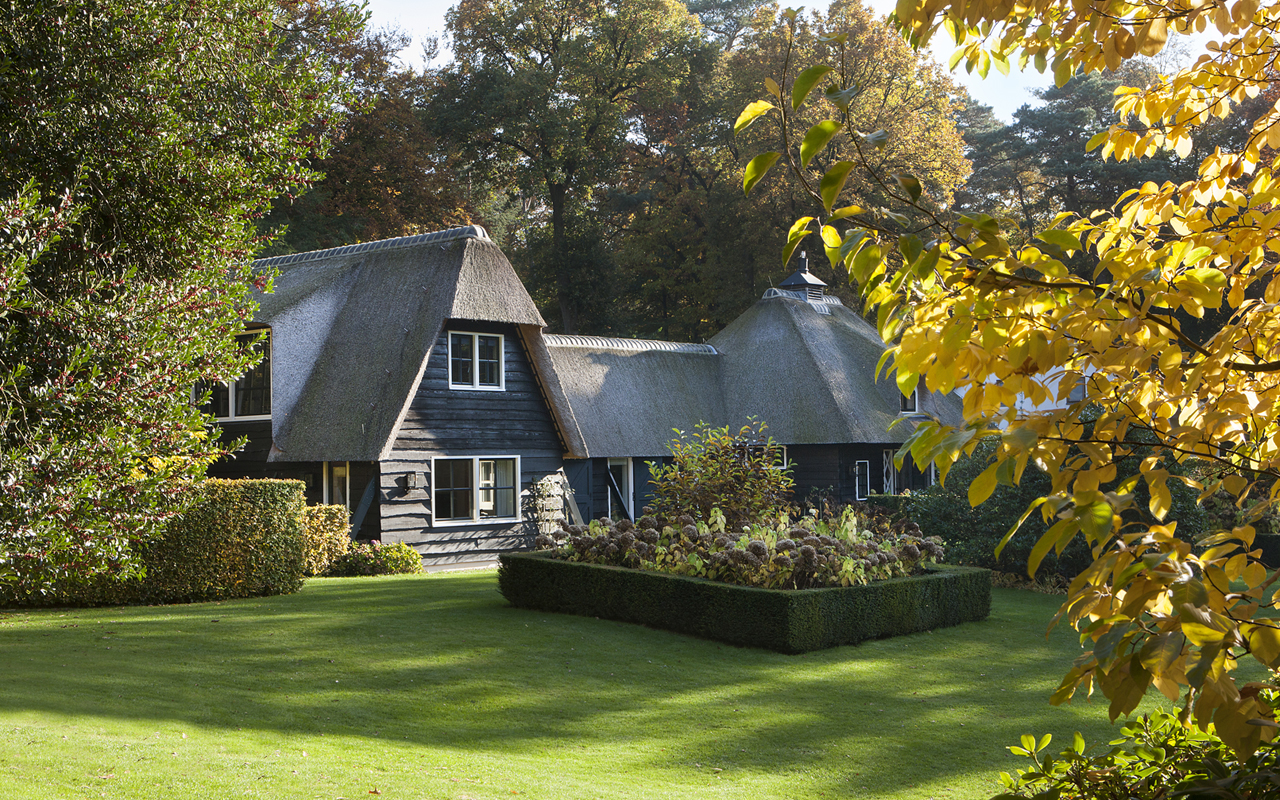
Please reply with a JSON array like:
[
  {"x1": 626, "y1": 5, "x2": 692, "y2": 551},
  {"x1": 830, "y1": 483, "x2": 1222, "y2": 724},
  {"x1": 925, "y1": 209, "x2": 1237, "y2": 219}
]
[
  {"x1": 741, "y1": 0, "x2": 1280, "y2": 756},
  {"x1": 262, "y1": 18, "x2": 475, "y2": 254},
  {"x1": 432, "y1": 0, "x2": 706, "y2": 333},
  {"x1": 608, "y1": 0, "x2": 969, "y2": 341},
  {"x1": 0, "y1": 0, "x2": 356, "y2": 598}
]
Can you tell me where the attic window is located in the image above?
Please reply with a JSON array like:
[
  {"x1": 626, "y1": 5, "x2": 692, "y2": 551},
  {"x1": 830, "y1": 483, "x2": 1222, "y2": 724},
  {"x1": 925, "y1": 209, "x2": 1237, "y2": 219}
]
[
  {"x1": 900, "y1": 387, "x2": 918, "y2": 414},
  {"x1": 449, "y1": 331, "x2": 504, "y2": 391},
  {"x1": 199, "y1": 329, "x2": 271, "y2": 421}
]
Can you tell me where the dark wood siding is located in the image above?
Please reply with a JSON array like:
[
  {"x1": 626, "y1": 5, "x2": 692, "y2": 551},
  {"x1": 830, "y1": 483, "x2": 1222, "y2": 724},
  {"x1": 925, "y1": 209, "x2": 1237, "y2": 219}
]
[
  {"x1": 788, "y1": 444, "x2": 841, "y2": 501},
  {"x1": 381, "y1": 321, "x2": 564, "y2": 563},
  {"x1": 789, "y1": 443, "x2": 930, "y2": 502},
  {"x1": 206, "y1": 420, "x2": 326, "y2": 505}
]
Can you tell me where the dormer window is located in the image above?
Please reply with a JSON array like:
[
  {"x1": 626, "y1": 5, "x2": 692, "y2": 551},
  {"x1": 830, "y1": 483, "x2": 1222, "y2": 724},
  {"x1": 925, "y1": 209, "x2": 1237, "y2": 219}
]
[
  {"x1": 199, "y1": 329, "x2": 271, "y2": 421},
  {"x1": 449, "y1": 331, "x2": 504, "y2": 390},
  {"x1": 900, "y1": 387, "x2": 918, "y2": 414}
]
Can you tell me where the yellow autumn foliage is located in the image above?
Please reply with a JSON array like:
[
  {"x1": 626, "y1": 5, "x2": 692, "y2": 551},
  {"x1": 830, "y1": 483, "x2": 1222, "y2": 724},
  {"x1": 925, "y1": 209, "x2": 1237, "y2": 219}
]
[{"x1": 743, "y1": 0, "x2": 1280, "y2": 757}]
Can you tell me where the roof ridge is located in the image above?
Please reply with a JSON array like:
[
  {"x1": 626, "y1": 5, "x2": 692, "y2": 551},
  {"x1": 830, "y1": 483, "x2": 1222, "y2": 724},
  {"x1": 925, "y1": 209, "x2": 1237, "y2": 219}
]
[
  {"x1": 254, "y1": 225, "x2": 490, "y2": 268},
  {"x1": 544, "y1": 333, "x2": 718, "y2": 355}
]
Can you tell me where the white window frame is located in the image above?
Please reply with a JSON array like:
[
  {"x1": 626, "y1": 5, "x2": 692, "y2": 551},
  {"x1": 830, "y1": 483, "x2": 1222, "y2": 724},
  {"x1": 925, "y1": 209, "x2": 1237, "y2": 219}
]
[
  {"x1": 854, "y1": 460, "x2": 870, "y2": 501},
  {"x1": 429, "y1": 455, "x2": 521, "y2": 526},
  {"x1": 202, "y1": 329, "x2": 272, "y2": 421},
  {"x1": 447, "y1": 330, "x2": 505, "y2": 391},
  {"x1": 322, "y1": 461, "x2": 351, "y2": 509},
  {"x1": 883, "y1": 449, "x2": 897, "y2": 495},
  {"x1": 606, "y1": 457, "x2": 632, "y2": 520},
  {"x1": 899, "y1": 387, "x2": 918, "y2": 414}
]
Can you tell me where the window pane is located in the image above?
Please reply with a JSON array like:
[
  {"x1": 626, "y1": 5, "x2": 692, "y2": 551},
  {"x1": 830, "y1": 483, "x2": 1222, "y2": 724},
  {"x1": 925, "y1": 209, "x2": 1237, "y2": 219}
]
[
  {"x1": 450, "y1": 333, "x2": 473, "y2": 386},
  {"x1": 435, "y1": 459, "x2": 473, "y2": 520},
  {"x1": 330, "y1": 464, "x2": 348, "y2": 508},
  {"x1": 235, "y1": 335, "x2": 271, "y2": 416},
  {"x1": 479, "y1": 459, "x2": 516, "y2": 518},
  {"x1": 478, "y1": 335, "x2": 501, "y2": 386},
  {"x1": 197, "y1": 379, "x2": 229, "y2": 418}
]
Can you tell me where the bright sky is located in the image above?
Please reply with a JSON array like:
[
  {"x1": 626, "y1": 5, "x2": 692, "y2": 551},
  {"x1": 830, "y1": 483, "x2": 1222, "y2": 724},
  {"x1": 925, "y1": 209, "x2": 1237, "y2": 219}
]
[{"x1": 363, "y1": 0, "x2": 1053, "y2": 122}]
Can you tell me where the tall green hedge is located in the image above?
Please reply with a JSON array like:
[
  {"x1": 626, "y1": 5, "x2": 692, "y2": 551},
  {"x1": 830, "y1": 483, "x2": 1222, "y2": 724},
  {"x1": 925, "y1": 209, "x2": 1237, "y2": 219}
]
[
  {"x1": 2, "y1": 479, "x2": 307, "y2": 607},
  {"x1": 498, "y1": 551, "x2": 991, "y2": 653}
]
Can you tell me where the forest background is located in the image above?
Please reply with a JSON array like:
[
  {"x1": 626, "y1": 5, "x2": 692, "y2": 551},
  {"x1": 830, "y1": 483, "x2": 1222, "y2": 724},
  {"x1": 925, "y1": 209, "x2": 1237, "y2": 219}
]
[{"x1": 262, "y1": 0, "x2": 1256, "y2": 339}]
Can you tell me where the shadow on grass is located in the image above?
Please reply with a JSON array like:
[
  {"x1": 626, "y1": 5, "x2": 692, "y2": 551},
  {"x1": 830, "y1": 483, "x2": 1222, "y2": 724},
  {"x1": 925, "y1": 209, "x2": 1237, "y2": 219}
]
[{"x1": 0, "y1": 575, "x2": 1129, "y2": 794}]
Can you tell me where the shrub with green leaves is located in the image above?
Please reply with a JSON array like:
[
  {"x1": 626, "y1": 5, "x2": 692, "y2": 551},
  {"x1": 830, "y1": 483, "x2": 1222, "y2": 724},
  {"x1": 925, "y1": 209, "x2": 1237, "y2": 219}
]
[
  {"x1": 301, "y1": 505, "x2": 351, "y2": 576},
  {"x1": 1, "y1": 478, "x2": 307, "y2": 607},
  {"x1": 648, "y1": 419, "x2": 794, "y2": 528},
  {"x1": 535, "y1": 504, "x2": 942, "y2": 590},
  {"x1": 324, "y1": 541, "x2": 423, "y2": 577},
  {"x1": 995, "y1": 712, "x2": 1280, "y2": 800}
]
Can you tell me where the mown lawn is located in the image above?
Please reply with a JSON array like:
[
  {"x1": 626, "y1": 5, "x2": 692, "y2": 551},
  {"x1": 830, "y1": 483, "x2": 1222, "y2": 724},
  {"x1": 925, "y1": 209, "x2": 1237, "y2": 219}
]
[{"x1": 0, "y1": 572, "x2": 1167, "y2": 800}]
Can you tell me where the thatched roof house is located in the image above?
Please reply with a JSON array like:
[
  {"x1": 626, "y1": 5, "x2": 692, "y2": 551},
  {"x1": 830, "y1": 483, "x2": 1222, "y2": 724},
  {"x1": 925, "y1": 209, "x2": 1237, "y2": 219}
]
[{"x1": 207, "y1": 230, "x2": 959, "y2": 564}]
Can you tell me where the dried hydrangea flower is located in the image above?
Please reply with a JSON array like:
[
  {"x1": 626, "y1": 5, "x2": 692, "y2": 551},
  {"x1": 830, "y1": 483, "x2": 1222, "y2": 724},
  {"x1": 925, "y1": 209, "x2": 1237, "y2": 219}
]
[
  {"x1": 902, "y1": 543, "x2": 920, "y2": 559},
  {"x1": 677, "y1": 514, "x2": 696, "y2": 527},
  {"x1": 681, "y1": 524, "x2": 699, "y2": 539},
  {"x1": 772, "y1": 553, "x2": 793, "y2": 568},
  {"x1": 798, "y1": 544, "x2": 817, "y2": 562},
  {"x1": 776, "y1": 538, "x2": 796, "y2": 552},
  {"x1": 746, "y1": 540, "x2": 769, "y2": 558},
  {"x1": 638, "y1": 515, "x2": 658, "y2": 530}
]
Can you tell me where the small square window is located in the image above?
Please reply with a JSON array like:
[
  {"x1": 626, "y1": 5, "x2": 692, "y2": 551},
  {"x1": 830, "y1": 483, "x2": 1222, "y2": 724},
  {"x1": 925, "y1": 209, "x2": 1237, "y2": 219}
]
[{"x1": 448, "y1": 331, "x2": 505, "y2": 391}]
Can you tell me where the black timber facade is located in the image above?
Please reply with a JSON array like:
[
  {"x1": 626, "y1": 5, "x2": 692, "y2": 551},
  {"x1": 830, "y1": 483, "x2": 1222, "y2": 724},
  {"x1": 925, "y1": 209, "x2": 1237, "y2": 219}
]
[{"x1": 378, "y1": 320, "x2": 564, "y2": 563}]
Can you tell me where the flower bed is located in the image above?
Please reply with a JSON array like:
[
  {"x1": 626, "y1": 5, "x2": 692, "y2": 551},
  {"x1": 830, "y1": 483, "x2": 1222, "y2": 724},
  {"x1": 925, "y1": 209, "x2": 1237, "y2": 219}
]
[{"x1": 497, "y1": 551, "x2": 991, "y2": 654}]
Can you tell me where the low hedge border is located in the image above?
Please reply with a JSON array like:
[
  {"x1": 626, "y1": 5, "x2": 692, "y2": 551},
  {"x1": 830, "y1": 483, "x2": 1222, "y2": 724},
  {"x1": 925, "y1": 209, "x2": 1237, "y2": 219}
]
[{"x1": 497, "y1": 551, "x2": 992, "y2": 654}]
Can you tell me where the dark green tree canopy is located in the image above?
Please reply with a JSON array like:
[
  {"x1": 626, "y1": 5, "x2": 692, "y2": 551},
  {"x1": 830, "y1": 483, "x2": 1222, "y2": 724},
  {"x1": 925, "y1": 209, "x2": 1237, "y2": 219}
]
[{"x1": 0, "y1": 0, "x2": 358, "y2": 596}]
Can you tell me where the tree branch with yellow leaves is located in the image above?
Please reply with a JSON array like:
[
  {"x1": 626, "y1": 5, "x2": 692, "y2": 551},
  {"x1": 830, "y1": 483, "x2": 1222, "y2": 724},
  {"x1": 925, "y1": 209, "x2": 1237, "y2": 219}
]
[{"x1": 740, "y1": 0, "x2": 1280, "y2": 757}]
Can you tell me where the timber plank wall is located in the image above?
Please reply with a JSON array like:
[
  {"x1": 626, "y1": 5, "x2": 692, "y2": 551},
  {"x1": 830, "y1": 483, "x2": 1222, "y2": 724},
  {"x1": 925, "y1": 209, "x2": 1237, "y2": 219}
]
[{"x1": 381, "y1": 320, "x2": 564, "y2": 563}]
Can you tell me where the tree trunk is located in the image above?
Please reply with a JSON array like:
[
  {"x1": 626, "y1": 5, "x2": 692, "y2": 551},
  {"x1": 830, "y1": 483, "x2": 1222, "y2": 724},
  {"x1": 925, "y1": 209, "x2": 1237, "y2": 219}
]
[{"x1": 549, "y1": 182, "x2": 578, "y2": 335}]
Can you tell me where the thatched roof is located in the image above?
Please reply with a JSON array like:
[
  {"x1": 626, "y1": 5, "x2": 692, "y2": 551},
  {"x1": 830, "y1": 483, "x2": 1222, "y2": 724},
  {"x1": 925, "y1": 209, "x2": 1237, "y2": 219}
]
[
  {"x1": 542, "y1": 336, "x2": 724, "y2": 458},
  {"x1": 708, "y1": 294, "x2": 963, "y2": 444},
  {"x1": 541, "y1": 293, "x2": 961, "y2": 456},
  {"x1": 246, "y1": 228, "x2": 959, "y2": 464},
  {"x1": 253, "y1": 226, "x2": 551, "y2": 462}
]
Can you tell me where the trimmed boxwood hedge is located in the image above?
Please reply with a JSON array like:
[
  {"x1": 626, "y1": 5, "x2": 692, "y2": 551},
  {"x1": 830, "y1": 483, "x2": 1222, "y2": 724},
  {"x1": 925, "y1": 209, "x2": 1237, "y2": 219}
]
[
  {"x1": 498, "y1": 551, "x2": 991, "y2": 654},
  {"x1": 2, "y1": 478, "x2": 307, "y2": 607}
]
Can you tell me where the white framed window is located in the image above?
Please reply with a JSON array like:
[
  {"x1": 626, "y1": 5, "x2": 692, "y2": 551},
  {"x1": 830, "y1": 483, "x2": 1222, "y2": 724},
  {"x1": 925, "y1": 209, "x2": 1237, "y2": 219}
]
[
  {"x1": 607, "y1": 457, "x2": 631, "y2": 520},
  {"x1": 199, "y1": 329, "x2": 271, "y2": 420},
  {"x1": 323, "y1": 461, "x2": 350, "y2": 509},
  {"x1": 883, "y1": 449, "x2": 897, "y2": 495},
  {"x1": 854, "y1": 460, "x2": 870, "y2": 501},
  {"x1": 900, "y1": 387, "x2": 918, "y2": 414},
  {"x1": 431, "y1": 455, "x2": 520, "y2": 525},
  {"x1": 448, "y1": 331, "x2": 504, "y2": 391}
]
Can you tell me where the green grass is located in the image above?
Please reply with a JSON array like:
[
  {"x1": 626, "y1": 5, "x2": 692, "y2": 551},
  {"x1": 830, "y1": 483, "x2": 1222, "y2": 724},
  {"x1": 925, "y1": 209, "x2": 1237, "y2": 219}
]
[{"x1": 0, "y1": 572, "x2": 1167, "y2": 800}]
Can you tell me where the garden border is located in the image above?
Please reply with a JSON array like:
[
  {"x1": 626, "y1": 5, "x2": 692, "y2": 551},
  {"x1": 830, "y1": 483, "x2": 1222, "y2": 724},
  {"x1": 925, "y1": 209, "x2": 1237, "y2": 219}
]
[{"x1": 497, "y1": 551, "x2": 992, "y2": 653}]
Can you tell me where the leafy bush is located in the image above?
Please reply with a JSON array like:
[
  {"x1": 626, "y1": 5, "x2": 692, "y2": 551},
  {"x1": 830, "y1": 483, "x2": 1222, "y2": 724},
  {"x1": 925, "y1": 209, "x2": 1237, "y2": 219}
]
[
  {"x1": 324, "y1": 541, "x2": 423, "y2": 577},
  {"x1": 648, "y1": 419, "x2": 794, "y2": 528},
  {"x1": 301, "y1": 505, "x2": 351, "y2": 576},
  {"x1": 535, "y1": 504, "x2": 943, "y2": 590},
  {"x1": 1, "y1": 478, "x2": 307, "y2": 607},
  {"x1": 909, "y1": 437, "x2": 1205, "y2": 579},
  {"x1": 995, "y1": 712, "x2": 1280, "y2": 800}
]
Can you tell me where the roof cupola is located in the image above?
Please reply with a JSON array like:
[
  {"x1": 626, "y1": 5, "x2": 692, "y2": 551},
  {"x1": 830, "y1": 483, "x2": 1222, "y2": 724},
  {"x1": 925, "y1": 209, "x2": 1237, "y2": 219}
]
[{"x1": 778, "y1": 252, "x2": 827, "y2": 302}]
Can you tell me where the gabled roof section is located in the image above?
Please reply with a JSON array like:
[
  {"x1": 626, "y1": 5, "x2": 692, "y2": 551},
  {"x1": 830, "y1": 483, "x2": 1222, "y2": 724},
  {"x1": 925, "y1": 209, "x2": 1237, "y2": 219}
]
[
  {"x1": 543, "y1": 334, "x2": 725, "y2": 458},
  {"x1": 253, "y1": 226, "x2": 545, "y2": 462},
  {"x1": 708, "y1": 294, "x2": 963, "y2": 445}
]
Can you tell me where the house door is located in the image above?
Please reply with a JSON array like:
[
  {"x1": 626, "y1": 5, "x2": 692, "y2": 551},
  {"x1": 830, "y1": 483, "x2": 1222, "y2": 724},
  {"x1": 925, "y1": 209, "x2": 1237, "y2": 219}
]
[{"x1": 563, "y1": 460, "x2": 592, "y2": 524}]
